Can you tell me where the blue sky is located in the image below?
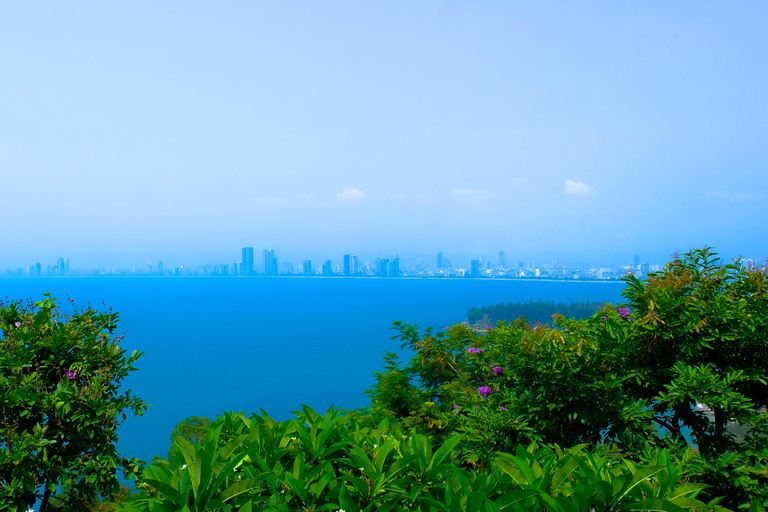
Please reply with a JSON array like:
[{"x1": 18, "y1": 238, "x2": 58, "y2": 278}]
[{"x1": 1, "y1": 1, "x2": 766, "y2": 269}]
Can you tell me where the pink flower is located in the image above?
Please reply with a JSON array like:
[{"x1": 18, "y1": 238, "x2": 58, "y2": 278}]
[
  {"x1": 14, "y1": 322, "x2": 21, "y2": 328},
  {"x1": 492, "y1": 366, "x2": 503, "y2": 374},
  {"x1": 467, "y1": 347, "x2": 485, "y2": 354},
  {"x1": 66, "y1": 372, "x2": 75, "y2": 379}
]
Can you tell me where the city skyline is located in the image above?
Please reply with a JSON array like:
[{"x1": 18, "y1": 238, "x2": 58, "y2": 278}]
[{"x1": 6, "y1": 245, "x2": 761, "y2": 281}]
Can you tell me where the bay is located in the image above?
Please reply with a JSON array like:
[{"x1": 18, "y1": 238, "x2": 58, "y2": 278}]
[{"x1": 1, "y1": 276, "x2": 625, "y2": 463}]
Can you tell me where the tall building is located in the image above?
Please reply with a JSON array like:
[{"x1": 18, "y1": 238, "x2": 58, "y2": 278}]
[
  {"x1": 57, "y1": 257, "x2": 66, "y2": 275},
  {"x1": 498, "y1": 251, "x2": 505, "y2": 268},
  {"x1": 437, "y1": 251, "x2": 443, "y2": 269},
  {"x1": 375, "y1": 258, "x2": 389, "y2": 276},
  {"x1": 157, "y1": 261, "x2": 163, "y2": 275},
  {"x1": 343, "y1": 254, "x2": 357, "y2": 276},
  {"x1": 634, "y1": 255, "x2": 640, "y2": 268},
  {"x1": 147, "y1": 262, "x2": 153, "y2": 274},
  {"x1": 263, "y1": 249, "x2": 278, "y2": 275},
  {"x1": 322, "y1": 259, "x2": 333, "y2": 276},
  {"x1": 470, "y1": 259, "x2": 481, "y2": 278},
  {"x1": 302, "y1": 260, "x2": 312, "y2": 275},
  {"x1": 387, "y1": 257, "x2": 400, "y2": 277},
  {"x1": 241, "y1": 247, "x2": 254, "y2": 275}
]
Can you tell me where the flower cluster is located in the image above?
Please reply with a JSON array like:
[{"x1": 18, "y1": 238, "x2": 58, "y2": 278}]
[
  {"x1": 467, "y1": 347, "x2": 485, "y2": 354},
  {"x1": 478, "y1": 386, "x2": 493, "y2": 399},
  {"x1": 66, "y1": 371, "x2": 75, "y2": 379},
  {"x1": 618, "y1": 307, "x2": 630, "y2": 318},
  {"x1": 492, "y1": 366, "x2": 503, "y2": 374}
]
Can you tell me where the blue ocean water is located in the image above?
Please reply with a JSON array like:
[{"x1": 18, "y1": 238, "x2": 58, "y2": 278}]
[{"x1": 1, "y1": 276, "x2": 625, "y2": 463}]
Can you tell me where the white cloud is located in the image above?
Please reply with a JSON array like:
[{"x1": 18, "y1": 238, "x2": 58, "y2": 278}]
[
  {"x1": 336, "y1": 188, "x2": 365, "y2": 200},
  {"x1": 451, "y1": 188, "x2": 490, "y2": 196},
  {"x1": 564, "y1": 180, "x2": 593, "y2": 195}
]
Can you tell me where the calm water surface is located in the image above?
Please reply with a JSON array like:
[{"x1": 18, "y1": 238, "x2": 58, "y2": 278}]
[{"x1": 1, "y1": 276, "x2": 625, "y2": 462}]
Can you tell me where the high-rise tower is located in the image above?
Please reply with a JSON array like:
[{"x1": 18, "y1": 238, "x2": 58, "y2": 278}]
[
  {"x1": 242, "y1": 247, "x2": 254, "y2": 275},
  {"x1": 264, "y1": 249, "x2": 278, "y2": 275},
  {"x1": 343, "y1": 254, "x2": 357, "y2": 276}
]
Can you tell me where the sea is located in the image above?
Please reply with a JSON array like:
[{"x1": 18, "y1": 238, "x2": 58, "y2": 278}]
[{"x1": 1, "y1": 276, "x2": 625, "y2": 464}]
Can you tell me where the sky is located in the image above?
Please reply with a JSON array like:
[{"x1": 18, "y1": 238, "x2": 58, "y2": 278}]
[{"x1": 1, "y1": 1, "x2": 767, "y2": 270}]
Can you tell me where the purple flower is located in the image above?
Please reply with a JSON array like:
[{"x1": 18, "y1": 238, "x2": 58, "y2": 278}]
[
  {"x1": 14, "y1": 322, "x2": 21, "y2": 328},
  {"x1": 66, "y1": 372, "x2": 75, "y2": 379},
  {"x1": 492, "y1": 366, "x2": 503, "y2": 374},
  {"x1": 467, "y1": 347, "x2": 485, "y2": 354},
  {"x1": 618, "y1": 307, "x2": 630, "y2": 318},
  {"x1": 478, "y1": 386, "x2": 493, "y2": 399},
  {"x1": 485, "y1": 326, "x2": 491, "y2": 330},
  {"x1": 499, "y1": 407, "x2": 508, "y2": 411},
  {"x1": 563, "y1": 329, "x2": 570, "y2": 332},
  {"x1": 602, "y1": 316, "x2": 608, "y2": 321},
  {"x1": 453, "y1": 404, "x2": 459, "y2": 410}
]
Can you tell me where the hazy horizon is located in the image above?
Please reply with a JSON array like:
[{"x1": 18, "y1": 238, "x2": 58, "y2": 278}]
[{"x1": 2, "y1": 2, "x2": 767, "y2": 269}]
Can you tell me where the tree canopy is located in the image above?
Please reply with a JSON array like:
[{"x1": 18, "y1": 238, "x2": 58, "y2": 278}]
[
  {"x1": 366, "y1": 248, "x2": 768, "y2": 506},
  {"x1": 0, "y1": 293, "x2": 148, "y2": 511}
]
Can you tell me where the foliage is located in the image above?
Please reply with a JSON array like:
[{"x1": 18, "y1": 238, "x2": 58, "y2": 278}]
[
  {"x1": 169, "y1": 416, "x2": 212, "y2": 455},
  {"x1": 466, "y1": 300, "x2": 605, "y2": 328},
  {"x1": 118, "y1": 406, "x2": 726, "y2": 512},
  {"x1": 365, "y1": 248, "x2": 768, "y2": 508},
  {"x1": 0, "y1": 293, "x2": 148, "y2": 511}
]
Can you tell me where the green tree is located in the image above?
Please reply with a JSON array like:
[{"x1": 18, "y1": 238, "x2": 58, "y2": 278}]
[
  {"x1": 366, "y1": 248, "x2": 768, "y2": 507},
  {"x1": 0, "y1": 293, "x2": 148, "y2": 511},
  {"x1": 167, "y1": 415, "x2": 211, "y2": 457}
]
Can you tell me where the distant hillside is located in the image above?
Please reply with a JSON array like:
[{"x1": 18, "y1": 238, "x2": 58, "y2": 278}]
[{"x1": 466, "y1": 300, "x2": 606, "y2": 327}]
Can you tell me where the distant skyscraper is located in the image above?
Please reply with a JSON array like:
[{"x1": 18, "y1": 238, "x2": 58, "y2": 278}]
[
  {"x1": 437, "y1": 251, "x2": 443, "y2": 269},
  {"x1": 387, "y1": 257, "x2": 400, "y2": 277},
  {"x1": 263, "y1": 249, "x2": 278, "y2": 275},
  {"x1": 343, "y1": 254, "x2": 357, "y2": 276},
  {"x1": 302, "y1": 260, "x2": 312, "y2": 275},
  {"x1": 57, "y1": 257, "x2": 65, "y2": 275},
  {"x1": 634, "y1": 255, "x2": 640, "y2": 268},
  {"x1": 157, "y1": 261, "x2": 163, "y2": 275},
  {"x1": 470, "y1": 259, "x2": 480, "y2": 278},
  {"x1": 375, "y1": 258, "x2": 389, "y2": 276},
  {"x1": 322, "y1": 259, "x2": 333, "y2": 276},
  {"x1": 146, "y1": 262, "x2": 153, "y2": 274},
  {"x1": 242, "y1": 247, "x2": 254, "y2": 275},
  {"x1": 641, "y1": 262, "x2": 650, "y2": 274},
  {"x1": 498, "y1": 251, "x2": 505, "y2": 268}
]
